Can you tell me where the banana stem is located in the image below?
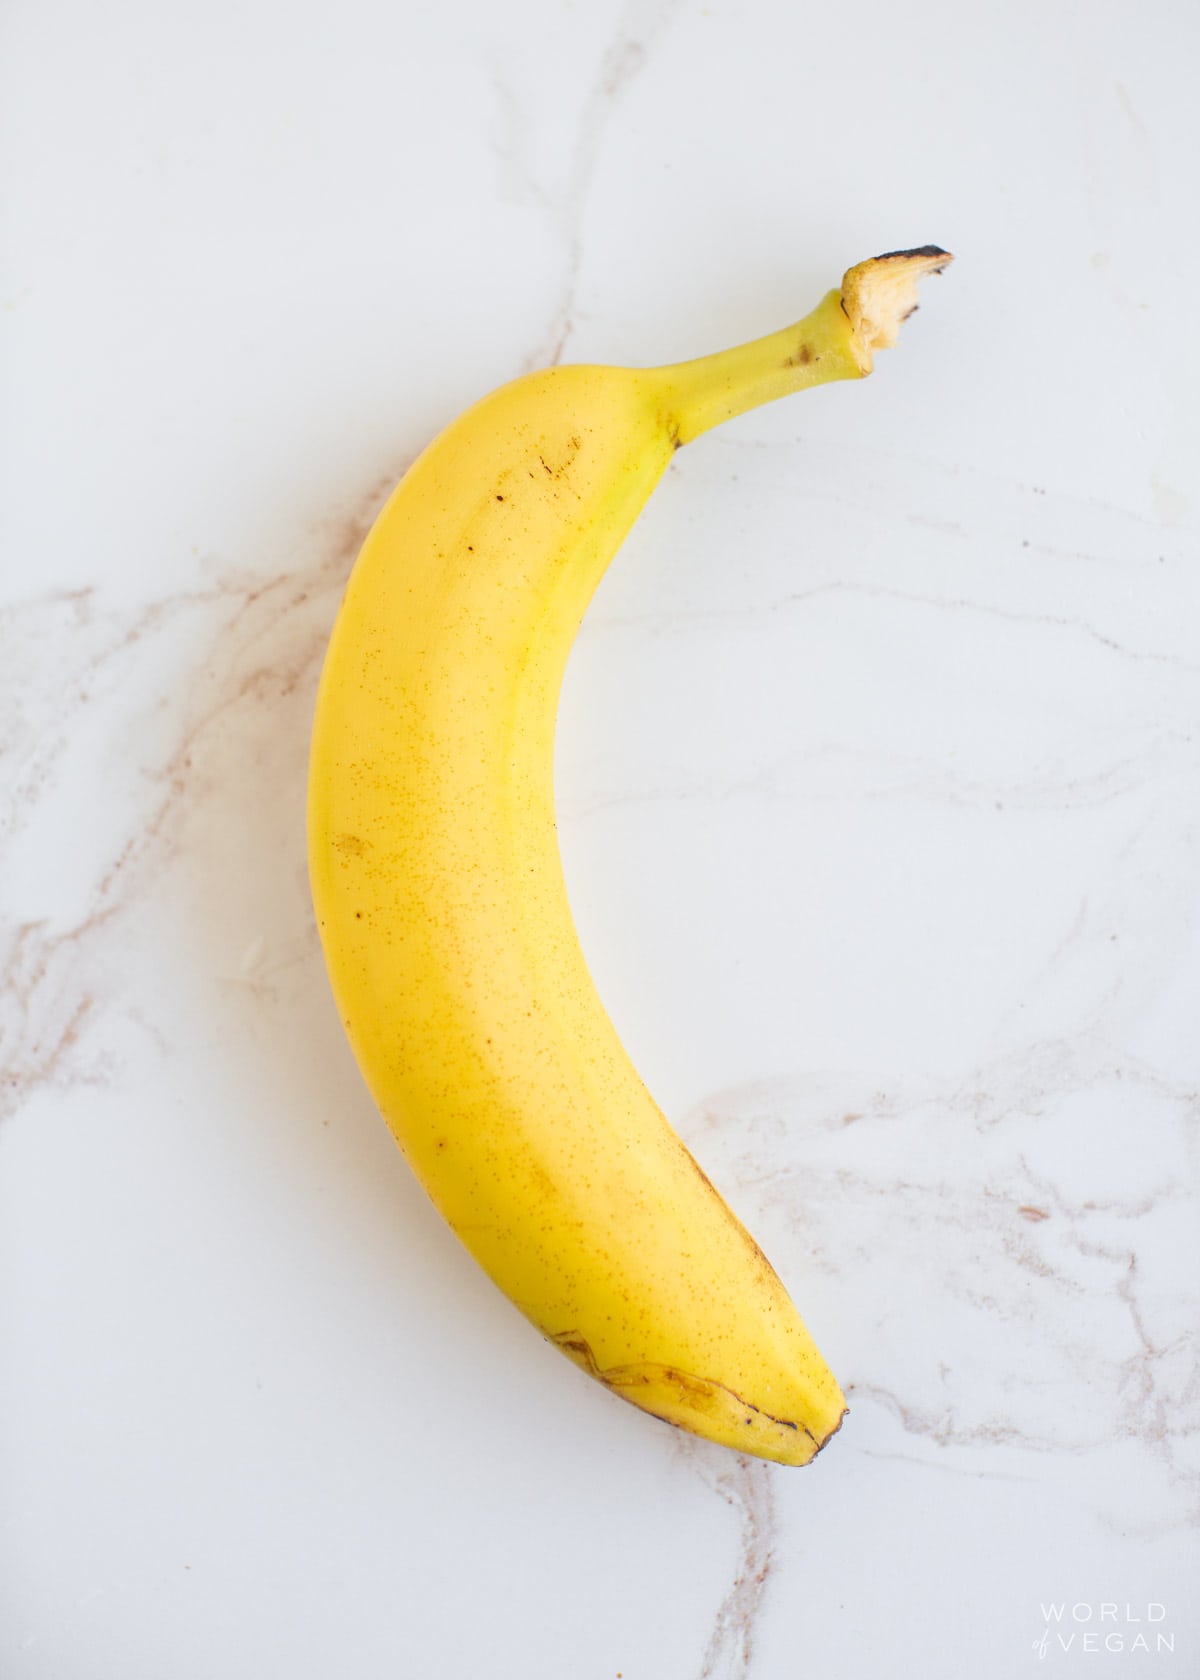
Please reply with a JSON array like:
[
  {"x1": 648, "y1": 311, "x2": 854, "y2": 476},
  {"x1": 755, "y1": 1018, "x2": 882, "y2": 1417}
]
[
  {"x1": 663, "y1": 245, "x2": 952, "y2": 446},
  {"x1": 663, "y1": 289, "x2": 861, "y2": 444}
]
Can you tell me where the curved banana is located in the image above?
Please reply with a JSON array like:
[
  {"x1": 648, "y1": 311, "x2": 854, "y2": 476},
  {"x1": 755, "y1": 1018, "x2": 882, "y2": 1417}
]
[{"x1": 308, "y1": 248, "x2": 950, "y2": 1465}]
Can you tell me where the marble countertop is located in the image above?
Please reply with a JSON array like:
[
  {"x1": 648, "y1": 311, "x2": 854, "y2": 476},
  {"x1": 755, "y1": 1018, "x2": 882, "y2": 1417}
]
[{"x1": 3, "y1": 1, "x2": 1198, "y2": 1674}]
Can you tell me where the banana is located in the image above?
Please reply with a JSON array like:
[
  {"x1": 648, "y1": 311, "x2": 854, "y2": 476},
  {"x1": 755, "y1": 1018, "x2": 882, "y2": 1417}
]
[{"x1": 308, "y1": 248, "x2": 950, "y2": 1465}]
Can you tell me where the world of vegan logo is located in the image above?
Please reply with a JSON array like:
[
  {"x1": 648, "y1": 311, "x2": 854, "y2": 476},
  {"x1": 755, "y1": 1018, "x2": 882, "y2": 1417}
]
[{"x1": 1033, "y1": 1603, "x2": 1174, "y2": 1658}]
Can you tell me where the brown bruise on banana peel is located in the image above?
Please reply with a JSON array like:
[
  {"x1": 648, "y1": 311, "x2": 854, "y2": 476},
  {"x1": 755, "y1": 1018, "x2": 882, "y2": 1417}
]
[
  {"x1": 840, "y1": 245, "x2": 953, "y2": 372},
  {"x1": 549, "y1": 1331, "x2": 849, "y2": 1467}
]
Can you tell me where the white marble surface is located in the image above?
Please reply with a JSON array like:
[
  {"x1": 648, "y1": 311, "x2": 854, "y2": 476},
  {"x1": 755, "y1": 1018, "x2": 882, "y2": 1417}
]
[{"x1": 3, "y1": 1, "x2": 1199, "y2": 1674}]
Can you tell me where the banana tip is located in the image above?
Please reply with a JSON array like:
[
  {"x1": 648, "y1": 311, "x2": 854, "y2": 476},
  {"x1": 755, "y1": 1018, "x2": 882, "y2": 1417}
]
[
  {"x1": 841, "y1": 246, "x2": 953, "y2": 371},
  {"x1": 809, "y1": 1403, "x2": 849, "y2": 1460}
]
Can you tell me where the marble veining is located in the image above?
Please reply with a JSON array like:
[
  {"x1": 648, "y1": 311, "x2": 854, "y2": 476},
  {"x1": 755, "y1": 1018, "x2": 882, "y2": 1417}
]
[
  {"x1": 683, "y1": 1447, "x2": 778, "y2": 1680},
  {"x1": 495, "y1": 0, "x2": 686, "y2": 369}
]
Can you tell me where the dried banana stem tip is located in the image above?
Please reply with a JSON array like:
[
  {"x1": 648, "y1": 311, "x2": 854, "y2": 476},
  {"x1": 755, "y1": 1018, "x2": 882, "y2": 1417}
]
[{"x1": 840, "y1": 245, "x2": 953, "y2": 372}]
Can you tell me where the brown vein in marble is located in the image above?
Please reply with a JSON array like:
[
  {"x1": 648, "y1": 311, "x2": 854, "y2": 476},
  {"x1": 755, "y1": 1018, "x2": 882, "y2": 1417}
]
[
  {"x1": 3, "y1": 919, "x2": 109, "y2": 1114},
  {"x1": 707, "y1": 433, "x2": 1184, "y2": 564},
  {"x1": 845, "y1": 1216, "x2": 1200, "y2": 1532},
  {"x1": 685, "y1": 1041, "x2": 1200, "y2": 1168},
  {"x1": 676, "y1": 1059, "x2": 1200, "y2": 1528},
  {"x1": 678, "y1": 1442, "x2": 778, "y2": 1680},
  {"x1": 559, "y1": 728, "x2": 1195, "y2": 822},
  {"x1": 0, "y1": 470, "x2": 398, "y2": 1123},
  {"x1": 856, "y1": 1444, "x2": 1038, "y2": 1482},
  {"x1": 843, "y1": 1209, "x2": 1200, "y2": 1482},
  {"x1": 845, "y1": 1381, "x2": 1067, "y2": 1453},
  {"x1": 504, "y1": 0, "x2": 685, "y2": 371},
  {"x1": 589, "y1": 575, "x2": 1200, "y2": 674}
]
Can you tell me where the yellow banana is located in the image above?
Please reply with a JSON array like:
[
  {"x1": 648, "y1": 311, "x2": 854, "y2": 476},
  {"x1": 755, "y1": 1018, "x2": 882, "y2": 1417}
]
[{"x1": 308, "y1": 248, "x2": 950, "y2": 1465}]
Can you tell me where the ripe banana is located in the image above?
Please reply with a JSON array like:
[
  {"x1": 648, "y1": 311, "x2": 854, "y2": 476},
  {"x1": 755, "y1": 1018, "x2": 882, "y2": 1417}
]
[{"x1": 309, "y1": 248, "x2": 950, "y2": 1465}]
